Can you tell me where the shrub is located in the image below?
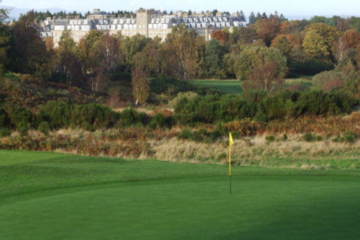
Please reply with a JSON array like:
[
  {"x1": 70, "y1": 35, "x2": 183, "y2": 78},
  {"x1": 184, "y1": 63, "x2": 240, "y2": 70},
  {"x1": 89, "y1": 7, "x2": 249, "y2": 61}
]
[
  {"x1": 0, "y1": 128, "x2": 11, "y2": 137},
  {"x1": 178, "y1": 128, "x2": 224, "y2": 143},
  {"x1": 38, "y1": 101, "x2": 73, "y2": 129},
  {"x1": 178, "y1": 128, "x2": 194, "y2": 140},
  {"x1": 303, "y1": 133, "x2": 322, "y2": 142},
  {"x1": 17, "y1": 121, "x2": 30, "y2": 136},
  {"x1": 312, "y1": 71, "x2": 346, "y2": 92},
  {"x1": 292, "y1": 91, "x2": 356, "y2": 117},
  {"x1": 174, "y1": 90, "x2": 357, "y2": 125},
  {"x1": 0, "y1": 107, "x2": 10, "y2": 129},
  {"x1": 343, "y1": 131, "x2": 358, "y2": 143},
  {"x1": 266, "y1": 135, "x2": 276, "y2": 142},
  {"x1": 71, "y1": 104, "x2": 119, "y2": 131},
  {"x1": 4, "y1": 105, "x2": 34, "y2": 130},
  {"x1": 169, "y1": 91, "x2": 199, "y2": 108},
  {"x1": 38, "y1": 121, "x2": 50, "y2": 134},
  {"x1": 117, "y1": 108, "x2": 149, "y2": 127},
  {"x1": 149, "y1": 114, "x2": 174, "y2": 129},
  {"x1": 334, "y1": 131, "x2": 358, "y2": 144}
]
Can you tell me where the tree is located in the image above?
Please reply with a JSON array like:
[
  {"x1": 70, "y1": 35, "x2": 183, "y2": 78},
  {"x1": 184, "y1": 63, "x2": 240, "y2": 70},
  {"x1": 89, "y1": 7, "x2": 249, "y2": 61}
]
[
  {"x1": 336, "y1": 29, "x2": 360, "y2": 62},
  {"x1": 229, "y1": 27, "x2": 258, "y2": 45},
  {"x1": 7, "y1": 12, "x2": 50, "y2": 80},
  {"x1": 0, "y1": 6, "x2": 9, "y2": 74},
  {"x1": 132, "y1": 39, "x2": 163, "y2": 76},
  {"x1": 239, "y1": 11, "x2": 246, "y2": 22},
  {"x1": 78, "y1": 31, "x2": 124, "y2": 91},
  {"x1": 0, "y1": 3, "x2": 7, "y2": 23},
  {"x1": 233, "y1": 46, "x2": 288, "y2": 92},
  {"x1": 92, "y1": 33, "x2": 123, "y2": 91},
  {"x1": 211, "y1": 30, "x2": 229, "y2": 45},
  {"x1": 164, "y1": 25, "x2": 205, "y2": 80},
  {"x1": 271, "y1": 34, "x2": 301, "y2": 57},
  {"x1": 303, "y1": 23, "x2": 340, "y2": 63},
  {"x1": 53, "y1": 30, "x2": 84, "y2": 88},
  {"x1": 120, "y1": 34, "x2": 151, "y2": 71},
  {"x1": 253, "y1": 17, "x2": 282, "y2": 46},
  {"x1": 204, "y1": 40, "x2": 227, "y2": 78},
  {"x1": 280, "y1": 20, "x2": 308, "y2": 34},
  {"x1": 132, "y1": 67, "x2": 150, "y2": 104},
  {"x1": 249, "y1": 12, "x2": 256, "y2": 24},
  {"x1": 312, "y1": 70, "x2": 346, "y2": 92},
  {"x1": 78, "y1": 30, "x2": 104, "y2": 74}
]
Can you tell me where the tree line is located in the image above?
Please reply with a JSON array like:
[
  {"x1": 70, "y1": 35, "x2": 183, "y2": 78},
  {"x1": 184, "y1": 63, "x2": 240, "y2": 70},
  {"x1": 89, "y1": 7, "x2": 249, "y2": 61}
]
[{"x1": 2, "y1": 9, "x2": 360, "y2": 104}]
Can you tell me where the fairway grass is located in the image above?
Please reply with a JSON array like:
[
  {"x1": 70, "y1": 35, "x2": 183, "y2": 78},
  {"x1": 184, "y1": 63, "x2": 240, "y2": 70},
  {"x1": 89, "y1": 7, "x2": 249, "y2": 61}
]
[
  {"x1": 1, "y1": 150, "x2": 360, "y2": 240},
  {"x1": 191, "y1": 79, "x2": 243, "y2": 94},
  {"x1": 190, "y1": 78, "x2": 313, "y2": 95}
]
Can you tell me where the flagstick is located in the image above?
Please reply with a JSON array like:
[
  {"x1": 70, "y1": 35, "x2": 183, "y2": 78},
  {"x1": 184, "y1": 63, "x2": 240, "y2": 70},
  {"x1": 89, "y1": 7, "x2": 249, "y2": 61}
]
[
  {"x1": 229, "y1": 175, "x2": 232, "y2": 194},
  {"x1": 228, "y1": 144, "x2": 232, "y2": 194}
]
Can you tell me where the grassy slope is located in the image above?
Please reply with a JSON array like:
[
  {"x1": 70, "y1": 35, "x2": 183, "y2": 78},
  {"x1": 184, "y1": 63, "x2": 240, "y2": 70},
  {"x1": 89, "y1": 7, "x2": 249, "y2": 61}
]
[
  {"x1": 1, "y1": 151, "x2": 360, "y2": 240},
  {"x1": 191, "y1": 78, "x2": 313, "y2": 95}
]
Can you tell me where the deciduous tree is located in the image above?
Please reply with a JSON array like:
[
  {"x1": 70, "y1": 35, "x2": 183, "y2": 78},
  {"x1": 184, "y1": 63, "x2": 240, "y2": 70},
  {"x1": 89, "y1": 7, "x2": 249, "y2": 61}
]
[
  {"x1": 253, "y1": 18, "x2": 282, "y2": 46},
  {"x1": 164, "y1": 25, "x2": 205, "y2": 80},
  {"x1": 7, "y1": 12, "x2": 50, "y2": 78},
  {"x1": 233, "y1": 46, "x2": 288, "y2": 92},
  {"x1": 303, "y1": 23, "x2": 340, "y2": 62}
]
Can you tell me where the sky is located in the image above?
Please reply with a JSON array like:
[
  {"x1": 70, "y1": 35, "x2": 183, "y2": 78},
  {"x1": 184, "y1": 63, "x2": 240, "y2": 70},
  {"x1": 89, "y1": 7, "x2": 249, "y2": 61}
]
[{"x1": 2, "y1": 0, "x2": 360, "y2": 19}]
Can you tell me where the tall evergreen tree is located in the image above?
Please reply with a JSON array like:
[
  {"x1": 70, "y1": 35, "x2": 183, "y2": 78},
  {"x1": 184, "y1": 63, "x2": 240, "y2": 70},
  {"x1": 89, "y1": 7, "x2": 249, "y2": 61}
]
[
  {"x1": 239, "y1": 10, "x2": 246, "y2": 22},
  {"x1": 249, "y1": 12, "x2": 256, "y2": 24}
]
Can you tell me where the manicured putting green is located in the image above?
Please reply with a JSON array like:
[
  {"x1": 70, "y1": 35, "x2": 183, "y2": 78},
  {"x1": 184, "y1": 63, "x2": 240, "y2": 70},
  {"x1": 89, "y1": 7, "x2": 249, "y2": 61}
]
[{"x1": 1, "y1": 150, "x2": 360, "y2": 240}]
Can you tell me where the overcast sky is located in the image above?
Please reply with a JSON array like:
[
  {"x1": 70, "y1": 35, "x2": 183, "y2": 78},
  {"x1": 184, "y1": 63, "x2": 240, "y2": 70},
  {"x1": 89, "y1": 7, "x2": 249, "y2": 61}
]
[{"x1": 2, "y1": 0, "x2": 360, "y2": 18}]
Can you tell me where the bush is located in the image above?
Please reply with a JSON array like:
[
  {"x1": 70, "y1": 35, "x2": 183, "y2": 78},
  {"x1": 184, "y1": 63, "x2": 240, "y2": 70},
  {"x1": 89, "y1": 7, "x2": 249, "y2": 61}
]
[
  {"x1": 71, "y1": 104, "x2": 119, "y2": 131},
  {"x1": 174, "y1": 90, "x2": 357, "y2": 125},
  {"x1": 174, "y1": 94, "x2": 257, "y2": 125},
  {"x1": 178, "y1": 128, "x2": 224, "y2": 143},
  {"x1": 303, "y1": 133, "x2": 322, "y2": 142},
  {"x1": 0, "y1": 128, "x2": 11, "y2": 137},
  {"x1": 334, "y1": 131, "x2": 358, "y2": 144},
  {"x1": 169, "y1": 91, "x2": 199, "y2": 108},
  {"x1": 4, "y1": 105, "x2": 34, "y2": 130},
  {"x1": 117, "y1": 108, "x2": 149, "y2": 127},
  {"x1": 17, "y1": 121, "x2": 30, "y2": 136},
  {"x1": 343, "y1": 132, "x2": 358, "y2": 143},
  {"x1": 149, "y1": 114, "x2": 174, "y2": 129},
  {"x1": 312, "y1": 71, "x2": 346, "y2": 92},
  {"x1": 38, "y1": 101, "x2": 73, "y2": 129},
  {"x1": 266, "y1": 135, "x2": 276, "y2": 142},
  {"x1": 38, "y1": 121, "x2": 50, "y2": 134},
  {"x1": 0, "y1": 107, "x2": 10, "y2": 129}
]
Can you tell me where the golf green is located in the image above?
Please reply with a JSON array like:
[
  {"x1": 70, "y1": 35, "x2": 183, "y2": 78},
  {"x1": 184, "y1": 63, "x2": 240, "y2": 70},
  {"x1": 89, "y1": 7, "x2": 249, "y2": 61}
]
[{"x1": 1, "y1": 150, "x2": 360, "y2": 240}]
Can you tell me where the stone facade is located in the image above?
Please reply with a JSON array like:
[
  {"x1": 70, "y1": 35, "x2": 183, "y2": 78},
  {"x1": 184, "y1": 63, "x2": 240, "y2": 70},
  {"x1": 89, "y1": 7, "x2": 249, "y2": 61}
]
[{"x1": 40, "y1": 9, "x2": 246, "y2": 47}]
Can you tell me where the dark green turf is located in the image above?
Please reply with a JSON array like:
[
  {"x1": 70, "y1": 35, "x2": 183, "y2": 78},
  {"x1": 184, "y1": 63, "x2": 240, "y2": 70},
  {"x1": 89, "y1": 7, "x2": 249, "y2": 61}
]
[
  {"x1": 191, "y1": 79, "x2": 243, "y2": 94},
  {"x1": 1, "y1": 150, "x2": 360, "y2": 240}
]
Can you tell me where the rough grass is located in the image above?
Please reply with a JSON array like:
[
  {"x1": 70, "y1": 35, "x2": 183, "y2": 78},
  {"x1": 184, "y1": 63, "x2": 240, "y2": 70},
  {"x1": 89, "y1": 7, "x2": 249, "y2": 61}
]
[
  {"x1": 151, "y1": 136, "x2": 360, "y2": 169},
  {"x1": 3, "y1": 123, "x2": 360, "y2": 170},
  {"x1": 1, "y1": 150, "x2": 360, "y2": 240}
]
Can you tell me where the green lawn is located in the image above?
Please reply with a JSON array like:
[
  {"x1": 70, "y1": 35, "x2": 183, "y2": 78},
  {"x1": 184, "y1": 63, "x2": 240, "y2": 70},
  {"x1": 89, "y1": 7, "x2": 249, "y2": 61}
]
[
  {"x1": 191, "y1": 79, "x2": 243, "y2": 94},
  {"x1": 1, "y1": 150, "x2": 360, "y2": 240},
  {"x1": 191, "y1": 78, "x2": 313, "y2": 94}
]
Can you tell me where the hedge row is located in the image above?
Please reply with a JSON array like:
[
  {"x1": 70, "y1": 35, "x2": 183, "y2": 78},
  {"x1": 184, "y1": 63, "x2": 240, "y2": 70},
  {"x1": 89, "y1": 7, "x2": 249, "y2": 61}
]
[
  {"x1": 174, "y1": 90, "x2": 358, "y2": 124},
  {"x1": 0, "y1": 101, "x2": 173, "y2": 134},
  {"x1": 0, "y1": 90, "x2": 358, "y2": 135}
]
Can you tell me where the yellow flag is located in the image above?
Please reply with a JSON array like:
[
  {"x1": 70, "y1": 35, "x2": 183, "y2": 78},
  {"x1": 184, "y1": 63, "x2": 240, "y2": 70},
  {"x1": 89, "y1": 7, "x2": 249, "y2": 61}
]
[
  {"x1": 228, "y1": 132, "x2": 234, "y2": 177},
  {"x1": 229, "y1": 132, "x2": 234, "y2": 146}
]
